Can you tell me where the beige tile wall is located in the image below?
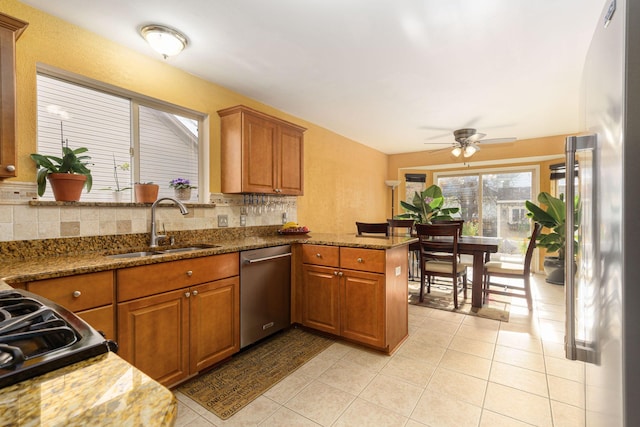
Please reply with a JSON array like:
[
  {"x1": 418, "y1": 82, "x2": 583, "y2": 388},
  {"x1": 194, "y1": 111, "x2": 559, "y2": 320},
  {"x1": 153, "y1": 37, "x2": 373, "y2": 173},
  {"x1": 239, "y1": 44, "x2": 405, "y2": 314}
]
[{"x1": 0, "y1": 182, "x2": 297, "y2": 242}]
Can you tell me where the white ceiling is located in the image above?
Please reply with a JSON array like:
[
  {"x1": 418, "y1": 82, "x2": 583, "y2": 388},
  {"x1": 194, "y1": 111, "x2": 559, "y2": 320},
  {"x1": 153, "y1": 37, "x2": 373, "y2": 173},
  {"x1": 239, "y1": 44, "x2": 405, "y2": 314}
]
[{"x1": 21, "y1": 0, "x2": 606, "y2": 155}]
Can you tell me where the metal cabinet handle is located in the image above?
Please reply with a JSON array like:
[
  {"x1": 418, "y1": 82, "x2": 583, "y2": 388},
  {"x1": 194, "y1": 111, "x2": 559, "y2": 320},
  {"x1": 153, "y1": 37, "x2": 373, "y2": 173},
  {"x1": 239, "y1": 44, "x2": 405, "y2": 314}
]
[
  {"x1": 338, "y1": 271, "x2": 343, "y2": 277},
  {"x1": 357, "y1": 257, "x2": 363, "y2": 263},
  {"x1": 185, "y1": 292, "x2": 191, "y2": 298},
  {"x1": 6, "y1": 165, "x2": 15, "y2": 172},
  {"x1": 72, "y1": 290, "x2": 81, "y2": 298},
  {"x1": 186, "y1": 270, "x2": 193, "y2": 277},
  {"x1": 316, "y1": 253, "x2": 322, "y2": 258},
  {"x1": 192, "y1": 290, "x2": 198, "y2": 296},
  {"x1": 333, "y1": 271, "x2": 338, "y2": 276}
]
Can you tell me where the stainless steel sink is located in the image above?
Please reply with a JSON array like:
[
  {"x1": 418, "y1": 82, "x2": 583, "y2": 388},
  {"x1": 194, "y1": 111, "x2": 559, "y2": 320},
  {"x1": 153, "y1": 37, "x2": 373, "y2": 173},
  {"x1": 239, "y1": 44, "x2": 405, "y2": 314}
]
[
  {"x1": 158, "y1": 244, "x2": 221, "y2": 254},
  {"x1": 106, "y1": 244, "x2": 220, "y2": 258},
  {"x1": 107, "y1": 251, "x2": 162, "y2": 259}
]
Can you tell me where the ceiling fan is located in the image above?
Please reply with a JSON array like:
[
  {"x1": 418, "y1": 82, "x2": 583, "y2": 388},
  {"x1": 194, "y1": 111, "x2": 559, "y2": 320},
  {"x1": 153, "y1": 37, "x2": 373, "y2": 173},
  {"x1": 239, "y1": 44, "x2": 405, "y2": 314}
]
[{"x1": 425, "y1": 128, "x2": 517, "y2": 158}]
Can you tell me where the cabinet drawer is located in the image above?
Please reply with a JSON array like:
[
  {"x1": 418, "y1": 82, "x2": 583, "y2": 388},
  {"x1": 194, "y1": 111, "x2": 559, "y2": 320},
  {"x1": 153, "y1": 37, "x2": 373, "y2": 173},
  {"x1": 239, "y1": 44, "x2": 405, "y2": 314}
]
[
  {"x1": 340, "y1": 247, "x2": 385, "y2": 274},
  {"x1": 117, "y1": 252, "x2": 239, "y2": 302},
  {"x1": 302, "y1": 244, "x2": 339, "y2": 267},
  {"x1": 27, "y1": 271, "x2": 114, "y2": 312}
]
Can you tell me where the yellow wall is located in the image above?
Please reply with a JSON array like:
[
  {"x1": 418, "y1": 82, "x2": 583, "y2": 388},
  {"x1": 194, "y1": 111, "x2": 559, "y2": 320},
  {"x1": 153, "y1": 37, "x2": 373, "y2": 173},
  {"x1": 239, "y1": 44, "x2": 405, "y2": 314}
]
[{"x1": 2, "y1": 0, "x2": 388, "y2": 234}]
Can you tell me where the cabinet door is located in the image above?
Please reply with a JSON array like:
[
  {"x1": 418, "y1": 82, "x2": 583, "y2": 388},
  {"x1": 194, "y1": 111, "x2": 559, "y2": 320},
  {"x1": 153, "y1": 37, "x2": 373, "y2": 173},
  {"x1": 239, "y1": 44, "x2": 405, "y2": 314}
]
[
  {"x1": 243, "y1": 113, "x2": 278, "y2": 193},
  {"x1": 117, "y1": 289, "x2": 189, "y2": 386},
  {"x1": 340, "y1": 270, "x2": 385, "y2": 348},
  {"x1": 77, "y1": 305, "x2": 115, "y2": 341},
  {"x1": 189, "y1": 276, "x2": 240, "y2": 373},
  {"x1": 277, "y1": 124, "x2": 304, "y2": 195},
  {"x1": 0, "y1": 13, "x2": 27, "y2": 178},
  {"x1": 301, "y1": 264, "x2": 340, "y2": 335}
]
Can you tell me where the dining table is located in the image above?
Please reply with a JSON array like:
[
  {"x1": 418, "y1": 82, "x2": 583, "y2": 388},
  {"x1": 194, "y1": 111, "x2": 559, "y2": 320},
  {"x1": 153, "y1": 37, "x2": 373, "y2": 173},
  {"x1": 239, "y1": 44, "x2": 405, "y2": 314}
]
[{"x1": 454, "y1": 236, "x2": 499, "y2": 308}]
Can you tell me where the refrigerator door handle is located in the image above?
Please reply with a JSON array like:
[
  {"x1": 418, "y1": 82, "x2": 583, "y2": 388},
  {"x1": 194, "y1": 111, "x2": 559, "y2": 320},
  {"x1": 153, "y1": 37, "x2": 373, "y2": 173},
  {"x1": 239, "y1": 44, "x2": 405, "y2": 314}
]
[{"x1": 565, "y1": 134, "x2": 598, "y2": 363}]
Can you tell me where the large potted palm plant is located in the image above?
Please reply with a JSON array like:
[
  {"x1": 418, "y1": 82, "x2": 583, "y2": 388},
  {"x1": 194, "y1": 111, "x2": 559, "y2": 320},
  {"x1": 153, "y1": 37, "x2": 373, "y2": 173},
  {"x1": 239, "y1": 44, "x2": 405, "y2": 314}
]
[
  {"x1": 397, "y1": 184, "x2": 460, "y2": 223},
  {"x1": 525, "y1": 192, "x2": 579, "y2": 284}
]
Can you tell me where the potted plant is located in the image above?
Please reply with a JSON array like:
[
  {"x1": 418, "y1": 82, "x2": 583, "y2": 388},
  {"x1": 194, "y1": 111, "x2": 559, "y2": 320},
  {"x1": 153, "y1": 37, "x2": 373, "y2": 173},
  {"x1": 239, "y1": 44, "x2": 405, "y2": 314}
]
[
  {"x1": 101, "y1": 156, "x2": 131, "y2": 202},
  {"x1": 134, "y1": 182, "x2": 159, "y2": 203},
  {"x1": 397, "y1": 184, "x2": 460, "y2": 223},
  {"x1": 525, "y1": 192, "x2": 579, "y2": 284},
  {"x1": 30, "y1": 143, "x2": 93, "y2": 202},
  {"x1": 169, "y1": 177, "x2": 196, "y2": 201}
]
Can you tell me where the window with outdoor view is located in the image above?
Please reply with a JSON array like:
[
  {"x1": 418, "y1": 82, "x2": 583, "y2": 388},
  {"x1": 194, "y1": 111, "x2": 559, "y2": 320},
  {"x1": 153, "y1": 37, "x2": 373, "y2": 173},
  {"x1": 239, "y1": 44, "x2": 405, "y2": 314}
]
[
  {"x1": 35, "y1": 72, "x2": 202, "y2": 202},
  {"x1": 436, "y1": 168, "x2": 535, "y2": 264}
]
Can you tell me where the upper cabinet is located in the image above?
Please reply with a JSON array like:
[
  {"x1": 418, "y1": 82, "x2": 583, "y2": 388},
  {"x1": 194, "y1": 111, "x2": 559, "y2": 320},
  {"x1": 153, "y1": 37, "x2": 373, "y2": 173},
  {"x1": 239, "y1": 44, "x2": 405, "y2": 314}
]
[
  {"x1": 0, "y1": 12, "x2": 28, "y2": 179},
  {"x1": 218, "y1": 105, "x2": 305, "y2": 195}
]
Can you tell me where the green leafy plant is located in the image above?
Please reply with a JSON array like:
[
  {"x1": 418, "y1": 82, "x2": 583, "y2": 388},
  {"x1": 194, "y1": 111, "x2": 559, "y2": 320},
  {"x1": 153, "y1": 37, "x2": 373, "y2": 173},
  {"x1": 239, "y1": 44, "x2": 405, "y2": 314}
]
[
  {"x1": 30, "y1": 144, "x2": 93, "y2": 197},
  {"x1": 397, "y1": 184, "x2": 460, "y2": 224},
  {"x1": 525, "y1": 192, "x2": 579, "y2": 261}
]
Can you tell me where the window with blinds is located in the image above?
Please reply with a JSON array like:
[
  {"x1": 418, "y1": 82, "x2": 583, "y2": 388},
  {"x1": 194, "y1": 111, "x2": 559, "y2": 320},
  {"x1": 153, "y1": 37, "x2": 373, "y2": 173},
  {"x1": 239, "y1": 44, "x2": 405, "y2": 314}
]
[{"x1": 36, "y1": 73, "x2": 200, "y2": 202}]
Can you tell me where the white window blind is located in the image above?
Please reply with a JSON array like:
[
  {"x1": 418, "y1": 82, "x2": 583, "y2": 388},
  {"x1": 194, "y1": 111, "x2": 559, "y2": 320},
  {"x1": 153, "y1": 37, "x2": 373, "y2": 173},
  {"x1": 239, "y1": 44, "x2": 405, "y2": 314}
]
[
  {"x1": 37, "y1": 74, "x2": 131, "y2": 202},
  {"x1": 36, "y1": 74, "x2": 200, "y2": 202}
]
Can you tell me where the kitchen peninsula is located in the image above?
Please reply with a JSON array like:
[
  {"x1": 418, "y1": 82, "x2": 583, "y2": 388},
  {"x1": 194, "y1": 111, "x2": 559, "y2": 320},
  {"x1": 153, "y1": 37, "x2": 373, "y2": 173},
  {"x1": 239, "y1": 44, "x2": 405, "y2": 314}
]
[{"x1": 0, "y1": 226, "x2": 415, "y2": 424}]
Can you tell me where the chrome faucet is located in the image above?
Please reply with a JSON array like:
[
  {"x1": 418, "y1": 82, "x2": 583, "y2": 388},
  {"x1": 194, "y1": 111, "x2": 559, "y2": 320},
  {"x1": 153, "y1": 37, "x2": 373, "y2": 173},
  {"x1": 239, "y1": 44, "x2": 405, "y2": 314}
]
[{"x1": 150, "y1": 197, "x2": 189, "y2": 248}]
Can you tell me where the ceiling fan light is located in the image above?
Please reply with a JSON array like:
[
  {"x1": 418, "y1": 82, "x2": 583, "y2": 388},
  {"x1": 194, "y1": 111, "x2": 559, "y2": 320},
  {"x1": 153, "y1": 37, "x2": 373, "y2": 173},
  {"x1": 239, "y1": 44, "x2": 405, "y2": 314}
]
[
  {"x1": 140, "y1": 24, "x2": 188, "y2": 58},
  {"x1": 463, "y1": 144, "x2": 478, "y2": 157},
  {"x1": 451, "y1": 147, "x2": 462, "y2": 157}
]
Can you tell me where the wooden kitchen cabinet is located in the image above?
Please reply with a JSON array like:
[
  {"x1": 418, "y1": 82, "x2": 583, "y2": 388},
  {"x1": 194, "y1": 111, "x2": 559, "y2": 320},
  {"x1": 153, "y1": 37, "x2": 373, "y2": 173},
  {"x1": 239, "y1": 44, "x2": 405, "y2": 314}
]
[
  {"x1": 117, "y1": 253, "x2": 240, "y2": 386},
  {"x1": 0, "y1": 13, "x2": 28, "y2": 179},
  {"x1": 301, "y1": 264, "x2": 340, "y2": 335},
  {"x1": 26, "y1": 270, "x2": 115, "y2": 340},
  {"x1": 218, "y1": 105, "x2": 305, "y2": 195},
  {"x1": 300, "y1": 244, "x2": 408, "y2": 353}
]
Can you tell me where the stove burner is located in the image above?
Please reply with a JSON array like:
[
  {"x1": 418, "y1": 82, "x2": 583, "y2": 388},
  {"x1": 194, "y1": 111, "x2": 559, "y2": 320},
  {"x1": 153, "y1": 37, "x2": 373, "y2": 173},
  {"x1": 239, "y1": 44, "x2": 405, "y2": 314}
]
[{"x1": 0, "y1": 289, "x2": 116, "y2": 388}]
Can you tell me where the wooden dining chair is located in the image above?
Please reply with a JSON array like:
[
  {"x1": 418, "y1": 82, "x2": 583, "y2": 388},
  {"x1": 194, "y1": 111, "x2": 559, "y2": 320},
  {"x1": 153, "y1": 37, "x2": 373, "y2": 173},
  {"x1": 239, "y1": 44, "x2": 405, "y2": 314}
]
[
  {"x1": 483, "y1": 222, "x2": 541, "y2": 310},
  {"x1": 356, "y1": 222, "x2": 389, "y2": 236},
  {"x1": 415, "y1": 223, "x2": 467, "y2": 308},
  {"x1": 431, "y1": 219, "x2": 464, "y2": 237},
  {"x1": 388, "y1": 219, "x2": 419, "y2": 279}
]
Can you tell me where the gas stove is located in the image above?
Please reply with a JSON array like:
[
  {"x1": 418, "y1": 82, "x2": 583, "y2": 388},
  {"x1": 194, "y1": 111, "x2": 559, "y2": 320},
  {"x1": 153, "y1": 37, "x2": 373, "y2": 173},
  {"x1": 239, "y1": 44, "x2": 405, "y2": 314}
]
[{"x1": 0, "y1": 289, "x2": 117, "y2": 388}]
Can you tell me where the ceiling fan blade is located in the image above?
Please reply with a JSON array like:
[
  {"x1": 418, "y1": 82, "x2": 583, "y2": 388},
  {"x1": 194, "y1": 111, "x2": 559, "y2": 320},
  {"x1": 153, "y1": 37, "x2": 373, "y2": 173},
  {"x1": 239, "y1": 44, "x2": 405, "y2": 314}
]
[
  {"x1": 465, "y1": 133, "x2": 486, "y2": 143},
  {"x1": 426, "y1": 146, "x2": 454, "y2": 154},
  {"x1": 478, "y1": 137, "x2": 517, "y2": 145}
]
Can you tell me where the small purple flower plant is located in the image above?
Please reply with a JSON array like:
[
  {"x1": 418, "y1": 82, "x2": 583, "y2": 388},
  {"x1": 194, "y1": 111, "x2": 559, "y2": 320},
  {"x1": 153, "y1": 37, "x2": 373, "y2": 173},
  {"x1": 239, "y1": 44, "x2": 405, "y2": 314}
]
[{"x1": 169, "y1": 178, "x2": 196, "y2": 189}]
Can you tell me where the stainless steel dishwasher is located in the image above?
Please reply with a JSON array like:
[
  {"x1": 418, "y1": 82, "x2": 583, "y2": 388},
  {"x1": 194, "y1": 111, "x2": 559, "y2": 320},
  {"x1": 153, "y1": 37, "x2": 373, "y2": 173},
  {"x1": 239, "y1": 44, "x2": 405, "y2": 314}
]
[{"x1": 240, "y1": 245, "x2": 291, "y2": 348}]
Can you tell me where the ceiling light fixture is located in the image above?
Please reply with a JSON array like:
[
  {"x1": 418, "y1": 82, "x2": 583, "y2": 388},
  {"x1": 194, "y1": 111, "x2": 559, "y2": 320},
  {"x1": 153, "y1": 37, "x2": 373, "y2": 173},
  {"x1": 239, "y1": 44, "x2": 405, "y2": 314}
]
[
  {"x1": 140, "y1": 24, "x2": 188, "y2": 59},
  {"x1": 463, "y1": 144, "x2": 478, "y2": 158},
  {"x1": 451, "y1": 146, "x2": 462, "y2": 157}
]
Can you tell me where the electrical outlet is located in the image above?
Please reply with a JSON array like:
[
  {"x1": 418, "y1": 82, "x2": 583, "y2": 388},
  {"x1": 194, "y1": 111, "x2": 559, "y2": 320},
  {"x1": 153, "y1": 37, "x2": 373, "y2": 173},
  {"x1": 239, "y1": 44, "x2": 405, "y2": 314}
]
[
  {"x1": 240, "y1": 214, "x2": 247, "y2": 226},
  {"x1": 282, "y1": 212, "x2": 288, "y2": 224},
  {"x1": 218, "y1": 214, "x2": 228, "y2": 227}
]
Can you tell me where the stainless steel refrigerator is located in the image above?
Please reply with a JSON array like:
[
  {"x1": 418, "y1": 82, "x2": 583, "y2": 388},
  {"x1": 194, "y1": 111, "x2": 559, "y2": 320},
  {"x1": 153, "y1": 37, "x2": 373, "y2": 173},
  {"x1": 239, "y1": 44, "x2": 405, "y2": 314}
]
[{"x1": 564, "y1": 0, "x2": 640, "y2": 425}]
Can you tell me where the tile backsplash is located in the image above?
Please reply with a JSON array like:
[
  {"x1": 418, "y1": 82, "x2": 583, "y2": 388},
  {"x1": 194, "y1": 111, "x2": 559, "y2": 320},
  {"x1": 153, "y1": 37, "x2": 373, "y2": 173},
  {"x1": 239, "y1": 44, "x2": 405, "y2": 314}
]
[{"x1": 0, "y1": 182, "x2": 297, "y2": 242}]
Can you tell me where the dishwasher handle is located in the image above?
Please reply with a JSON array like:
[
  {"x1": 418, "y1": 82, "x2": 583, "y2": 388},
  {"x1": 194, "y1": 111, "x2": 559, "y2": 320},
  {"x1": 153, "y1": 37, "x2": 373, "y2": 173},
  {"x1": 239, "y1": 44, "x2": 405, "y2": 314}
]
[{"x1": 243, "y1": 252, "x2": 292, "y2": 264}]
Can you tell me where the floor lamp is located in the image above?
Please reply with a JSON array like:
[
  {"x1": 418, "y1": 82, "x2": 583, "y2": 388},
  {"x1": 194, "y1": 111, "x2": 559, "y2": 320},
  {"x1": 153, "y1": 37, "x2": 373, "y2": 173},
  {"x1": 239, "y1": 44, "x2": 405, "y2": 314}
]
[{"x1": 385, "y1": 180, "x2": 400, "y2": 218}]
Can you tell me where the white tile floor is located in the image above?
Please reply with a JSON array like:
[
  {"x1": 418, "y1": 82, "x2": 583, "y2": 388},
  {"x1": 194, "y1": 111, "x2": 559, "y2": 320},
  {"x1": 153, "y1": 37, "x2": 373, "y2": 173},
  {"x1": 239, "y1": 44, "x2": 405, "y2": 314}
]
[{"x1": 173, "y1": 274, "x2": 586, "y2": 426}]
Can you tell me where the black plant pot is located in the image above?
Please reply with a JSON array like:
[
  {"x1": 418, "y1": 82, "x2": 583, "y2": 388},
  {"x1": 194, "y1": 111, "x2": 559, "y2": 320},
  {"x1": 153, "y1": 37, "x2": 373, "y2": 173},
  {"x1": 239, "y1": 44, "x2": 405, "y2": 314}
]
[{"x1": 543, "y1": 256, "x2": 565, "y2": 285}]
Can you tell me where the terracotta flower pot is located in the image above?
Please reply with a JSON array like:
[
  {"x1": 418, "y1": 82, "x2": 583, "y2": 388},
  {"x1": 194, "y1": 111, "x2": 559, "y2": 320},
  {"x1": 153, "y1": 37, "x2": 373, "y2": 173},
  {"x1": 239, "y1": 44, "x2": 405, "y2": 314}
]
[
  {"x1": 48, "y1": 173, "x2": 87, "y2": 202},
  {"x1": 134, "y1": 183, "x2": 159, "y2": 203}
]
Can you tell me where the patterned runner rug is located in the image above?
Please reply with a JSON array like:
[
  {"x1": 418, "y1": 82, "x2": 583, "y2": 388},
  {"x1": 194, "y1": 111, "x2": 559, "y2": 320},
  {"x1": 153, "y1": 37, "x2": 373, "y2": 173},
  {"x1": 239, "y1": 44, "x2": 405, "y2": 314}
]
[
  {"x1": 408, "y1": 280, "x2": 510, "y2": 322},
  {"x1": 177, "y1": 327, "x2": 334, "y2": 420}
]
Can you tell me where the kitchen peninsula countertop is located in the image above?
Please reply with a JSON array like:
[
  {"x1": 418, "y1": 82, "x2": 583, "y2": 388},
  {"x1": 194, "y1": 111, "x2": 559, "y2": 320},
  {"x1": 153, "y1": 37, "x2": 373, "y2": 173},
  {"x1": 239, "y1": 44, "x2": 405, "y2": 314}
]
[
  {"x1": 0, "y1": 232, "x2": 417, "y2": 285},
  {"x1": 0, "y1": 230, "x2": 414, "y2": 424},
  {"x1": 0, "y1": 351, "x2": 177, "y2": 426}
]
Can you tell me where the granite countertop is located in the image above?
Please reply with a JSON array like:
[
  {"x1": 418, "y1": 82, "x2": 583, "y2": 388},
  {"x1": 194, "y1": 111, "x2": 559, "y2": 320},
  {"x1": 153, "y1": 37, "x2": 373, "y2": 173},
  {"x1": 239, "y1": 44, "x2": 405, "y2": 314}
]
[
  {"x1": 0, "y1": 232, "x2": 417, "y2": 285},
  {"x1": 0, "y1": 230, "x2": 415, "y2": 424},
  {"x1": 0, "y1": 352, "x2": 176, "y2": 426}
]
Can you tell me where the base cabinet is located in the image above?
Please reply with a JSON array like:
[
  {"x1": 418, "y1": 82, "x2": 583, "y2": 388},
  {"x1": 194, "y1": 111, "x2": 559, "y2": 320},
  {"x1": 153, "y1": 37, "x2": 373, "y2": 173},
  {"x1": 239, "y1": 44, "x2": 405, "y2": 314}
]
[
  {"x1": 26, "y1": 271, "x2": 115, "y2": 340},
  {"x1": 301, "y1": 265, "x2": 340, "y2": 335},
  {"x1": 301, "y1": 244, "x2": 408, "y2": 353},
  {"x1": 116, "y1": 253, "x2": 240, "y2": 386}
]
